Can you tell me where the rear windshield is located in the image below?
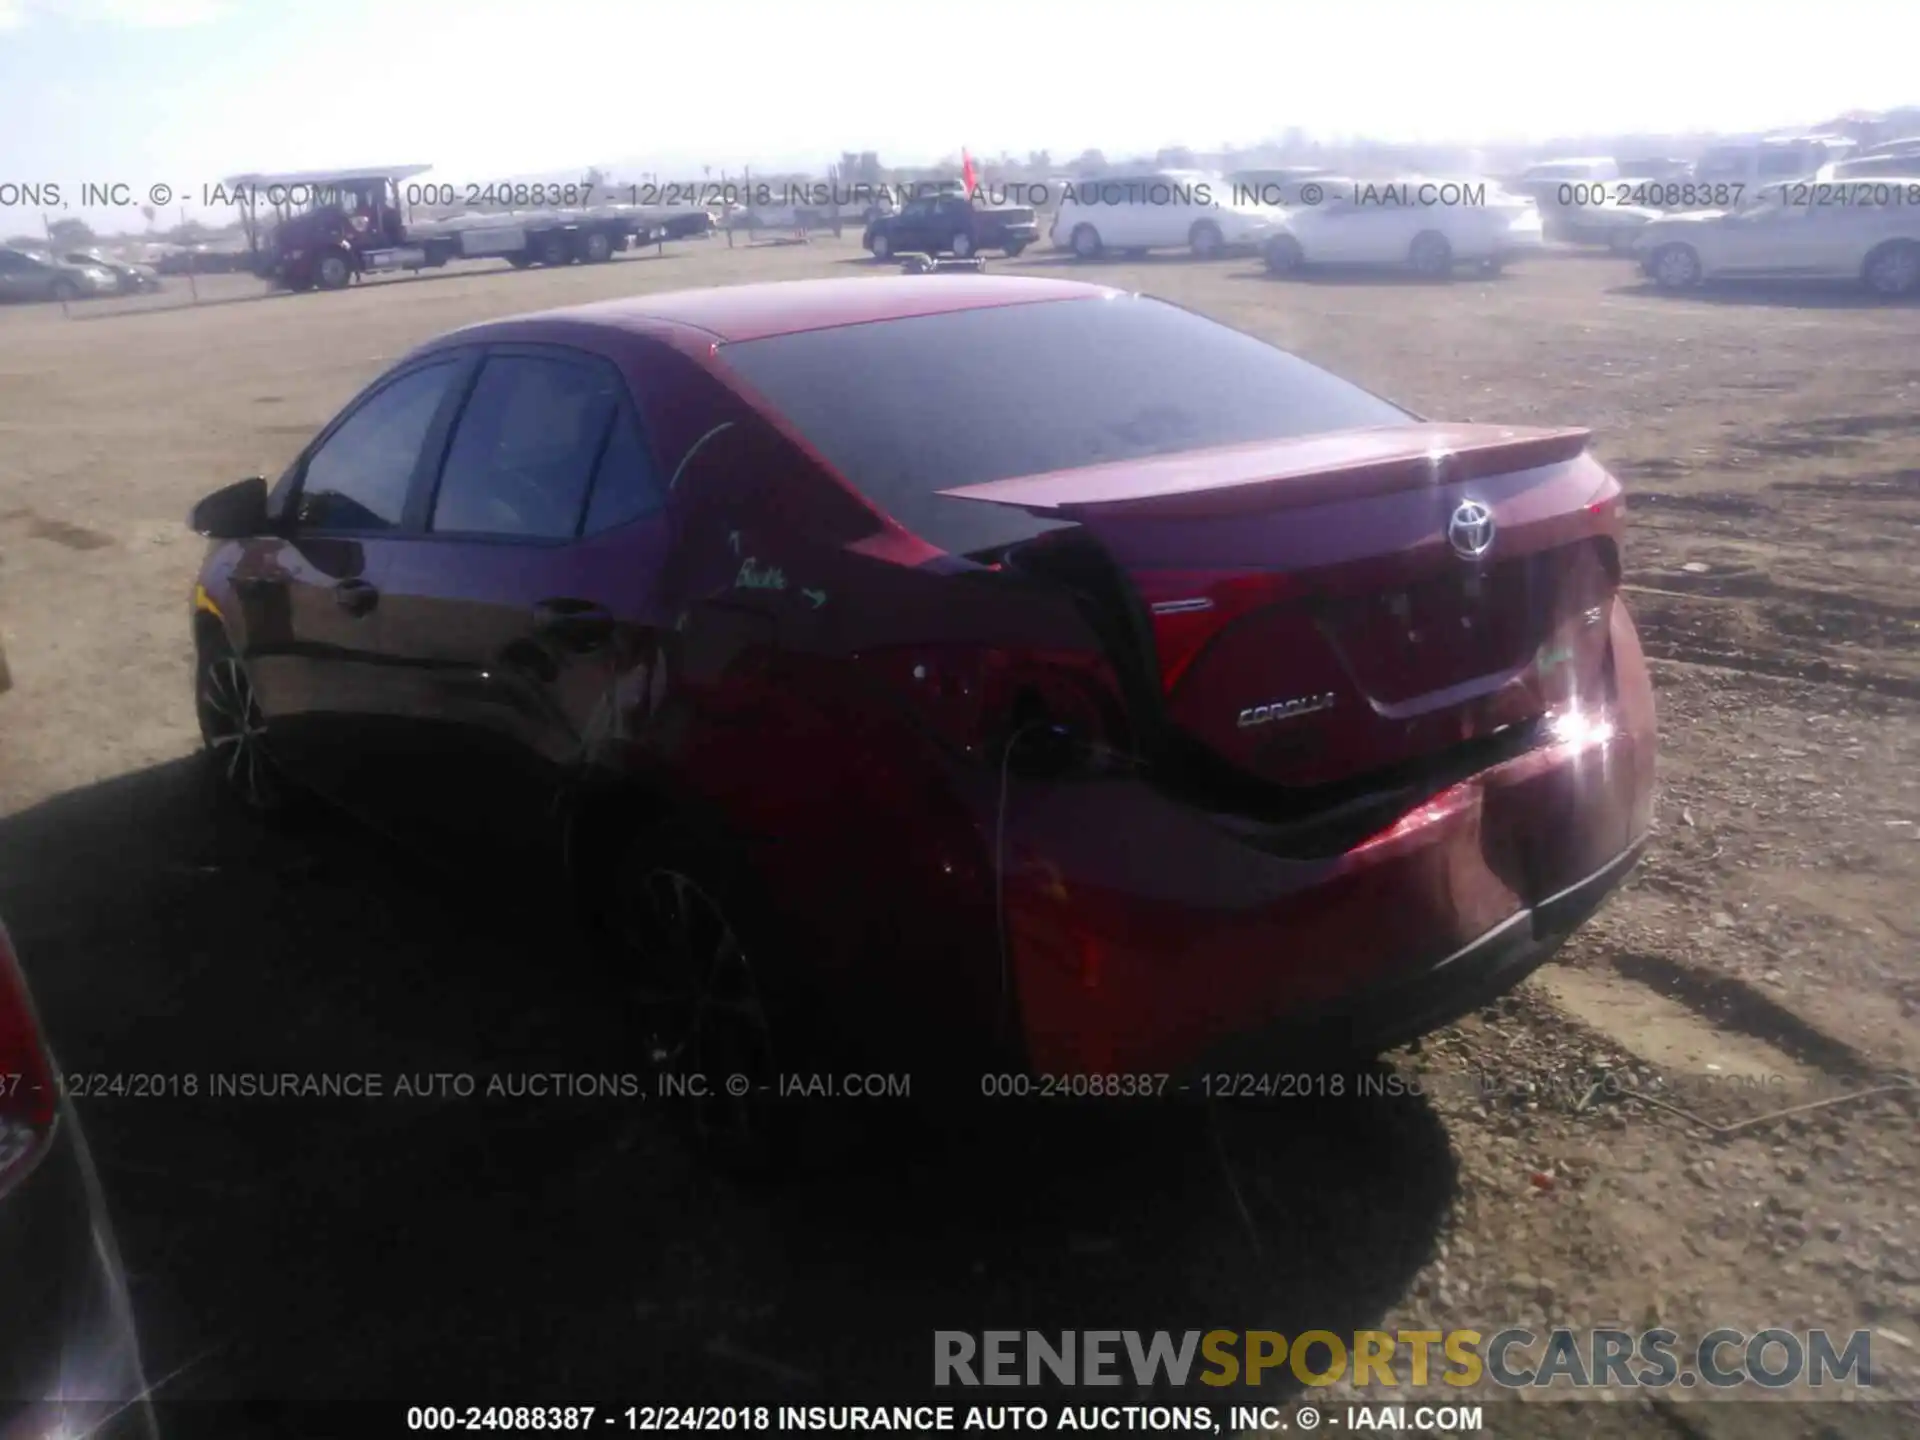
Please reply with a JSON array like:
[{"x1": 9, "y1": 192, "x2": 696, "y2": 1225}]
[{"x1": 717, "y1": 293, "x2": 1411, "y2": 554}]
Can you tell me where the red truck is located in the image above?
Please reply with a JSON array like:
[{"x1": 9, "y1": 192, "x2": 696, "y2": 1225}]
[{"x1": 227, "y1": 165, "x2": 663, "y2": 291}]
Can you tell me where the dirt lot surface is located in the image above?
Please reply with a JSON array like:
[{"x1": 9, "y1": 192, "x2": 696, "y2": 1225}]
[{"x1": 1, "y1": 238, "x2": 1916, "y2": 1437}]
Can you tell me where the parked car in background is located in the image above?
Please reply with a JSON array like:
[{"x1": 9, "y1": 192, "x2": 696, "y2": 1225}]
[
  {"x1": 1, "y1": 914, "x2": 159, "y2": 1438},
  {"x1": 863, "y1": 190, "x2": 1039, "y2": 259},
  {"x1": 62, "y1": 249, "x2": 163, "y2": 294},
  {"x1": 0, "y1": 247, "x2": 120, "y2": 302},
  {"x1": 1225, "y1": 166, "x2": 1337, "y2": 206},
  {"x1": 151, "y1": 241, "x2": 254, "y2": 276},
  {"x1": 1050, "y1": 170, "x2": 1283, "y2": 258},
  {"x1": 185, "y1": 274, "x2": 1655, "y2": 1168},
  {"x1": 1537, "y1": 181, "x2": 1668, "y2": 250},
  {"x1": 646, "y1": 208, "x2": 717, "y2": 241},
  {"x1": 1615, "y1": 157, "x2": 1692, "y2": 182},
  {"x1": 1262, "y1": 176, "x2": 1544, "y2": 277},
  {"x1": 1691, "y1": 135, "x2": 1857, "y2": 189},
  {"x1": 1632, "y1": 177, "x2": 1920, "y2": 297},
  {"x1": 1827, "y1": 140, "x2": 1920, "y2": 180},
  {"x1": 1515, "y1": 156, "x2": 1619, "y2": 187}
]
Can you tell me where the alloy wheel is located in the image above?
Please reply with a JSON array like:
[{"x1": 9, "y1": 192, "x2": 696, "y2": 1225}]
[
  {"x1": 626, "y1": 867, "x2": 780, "y2": 1151},
  {"x1": 199, "y1": 653, "x2": 280, "y2": 810},
  {"x1": 1654, "y1": 244, "x2": 1700, "y2": 289}
]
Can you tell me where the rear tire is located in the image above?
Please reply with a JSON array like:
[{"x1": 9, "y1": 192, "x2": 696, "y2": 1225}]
[
  {"x1": 870, "y1": 232, "x2": 892, "y2": 260},
  {"x1": 581, "y1": 230, "x2": 614, "y2": 263},
  {"x1": 1263, "y1": 234, "x2": 1305, "y2": 275},
  {"x1": 1862, "y1": 240, "x2": 1920, "y2": 298},
  {"x1": 1189, "y1": 220, "x2": 1224, "y2": 259},
  {"x1": 1070, "y1": 224, "x2": 1103, "y2": 259},
  {"x1": 506, "y1": 252, "x2": 534, "y2": 269},
  {"x1": 951, "y1": 231, "x2": 975, "y2": 258},
  {"x1": 1409, "y1": 230, "x2": 1454, "y2": 279},
  {"x1": 51, "y1": 277, "x2": 79, "y2": 303},
  {"x1": 604, "y1": 823, "x2": 814, "y2": 1178},
  {"x1": 537, "y1": 232, "x2": 571, "y2": 267}
]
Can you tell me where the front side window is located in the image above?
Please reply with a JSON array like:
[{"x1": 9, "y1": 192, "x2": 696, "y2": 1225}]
[
  {"x1": 430, "y1": 355, "x2": 621, "y2": 539},
  {"x1": 296, "y1": 361, "x2": 461, "y2": 532}
]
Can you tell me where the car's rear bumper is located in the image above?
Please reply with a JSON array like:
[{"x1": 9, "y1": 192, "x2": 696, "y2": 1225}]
[
  {"x1": 1, "y1": 1104, "x2": 156, "y2": 1440},
  {"x1": 1001, "y1": 606, "x2": 1656, "y2": 1075},
  {"x1": 1185, "y1": 837, "x2": 1643, "y2": 1071}
]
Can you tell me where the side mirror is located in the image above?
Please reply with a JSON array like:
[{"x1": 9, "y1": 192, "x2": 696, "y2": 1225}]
[{"x1": 189, "y1": 476, "x2": 270, "y2": 539}]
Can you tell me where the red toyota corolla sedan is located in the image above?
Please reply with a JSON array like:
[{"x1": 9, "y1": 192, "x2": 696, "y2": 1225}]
[{"x1": 187, "y1": 276, "x2": 1654, "y2": 1138}]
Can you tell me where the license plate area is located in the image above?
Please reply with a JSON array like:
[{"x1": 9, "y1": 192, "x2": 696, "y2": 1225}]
[{"x1": 1321, "y1": 559, "x2": 1545, "y2": 703}]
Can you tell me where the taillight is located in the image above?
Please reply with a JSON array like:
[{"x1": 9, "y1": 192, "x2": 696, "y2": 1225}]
[
  {"x1": 0, "y1": 923, "x2": 57, "y2": 1192},
  {"x1": 851, "y1": 645, "x2": 1129, "y2": 765},
  {"x1": 1131, "y1": 569, "x2": 1302, "y2": 693}
]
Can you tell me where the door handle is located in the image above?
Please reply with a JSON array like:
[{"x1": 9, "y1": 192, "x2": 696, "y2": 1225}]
[
  {"x1": 531, "y1": 598, "x2": 614, "y2": 650},
  {"x1": 334, "y1": 578, "x2": 379, "y2": 616}
]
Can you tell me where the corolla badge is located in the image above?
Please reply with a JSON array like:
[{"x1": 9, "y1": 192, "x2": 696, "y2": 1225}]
[
  {"x1": 1447, "y1": 498, "x2": 1496, "y2": 560},
  {"x1": 1237, "y1": 692, "x2": 1337, "y2": 728}
]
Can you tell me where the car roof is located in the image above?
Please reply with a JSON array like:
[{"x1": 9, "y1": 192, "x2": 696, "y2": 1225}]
[{"x1": 461, "y1": 275, "x2": 1119, "y2": 345}]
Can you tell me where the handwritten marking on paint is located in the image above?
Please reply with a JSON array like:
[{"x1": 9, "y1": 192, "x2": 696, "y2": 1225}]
[
  {"x1": 801, "y1": 588, "x2": 827, "y2": 609},
  {"x1": 735, "y1": 557, "x2": 787, "y2": 592}
]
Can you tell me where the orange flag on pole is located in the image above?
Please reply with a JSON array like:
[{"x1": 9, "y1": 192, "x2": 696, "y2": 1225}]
[{"x1": 961, "y1": 148, "x2": 978, "y2": 199}]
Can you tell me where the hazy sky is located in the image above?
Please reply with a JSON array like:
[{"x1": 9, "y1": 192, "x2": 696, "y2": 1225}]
[{"x1": 3, "y1": 0, "x2": 1914, "y2": 229}]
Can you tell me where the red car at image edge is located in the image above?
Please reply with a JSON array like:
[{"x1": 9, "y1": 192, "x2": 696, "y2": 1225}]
[{"x1": 185, "y1": 275, "x2": 1656, "y2": 1128}]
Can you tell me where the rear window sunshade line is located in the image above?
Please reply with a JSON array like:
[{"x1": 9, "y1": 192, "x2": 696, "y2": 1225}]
[{"x1": 668, "y1": 422, "x2": 735, "y2": 492}]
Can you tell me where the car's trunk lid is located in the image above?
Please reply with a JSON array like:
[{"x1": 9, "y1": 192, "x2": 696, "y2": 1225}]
[{"x1": 942, "y1": 423, "x2": 1623, "y2": 791}]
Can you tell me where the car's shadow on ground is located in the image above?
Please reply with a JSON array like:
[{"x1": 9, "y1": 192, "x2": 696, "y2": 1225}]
[
  {"x1": 1605, "y1": 279, "x2": 1918, "y2": 310},
  {"x1": 1222, "y1": 266, "x2": 1519, "y2": 287},
  {"x1": 0, "y1": 758, "x2": 1460, "y2": 1405}
]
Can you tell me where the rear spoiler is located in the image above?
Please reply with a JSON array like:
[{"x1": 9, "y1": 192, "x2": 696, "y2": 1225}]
[{"x1": 936, "y1": 423, "x2": 1593, "y2": 521}]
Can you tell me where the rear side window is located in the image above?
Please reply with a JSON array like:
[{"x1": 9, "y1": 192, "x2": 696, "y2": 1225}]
[
  {"x1": 431, "y1": 355, "x2": 620, "y2": 539},
  {"x1": 297, "y1": 360, "x2": 461, "y2": 532},
  {"x1": 582, "y1": 414, "x2": 665, "y2": 534},
  {"x1": 718, "y1": 294, "x2": 1411, "y2": 554}
]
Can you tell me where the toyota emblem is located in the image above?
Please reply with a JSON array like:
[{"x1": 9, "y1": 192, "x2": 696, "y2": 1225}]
[{"x1": 1447, "y1": 499, "x2": 1496, "y2": 561}]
